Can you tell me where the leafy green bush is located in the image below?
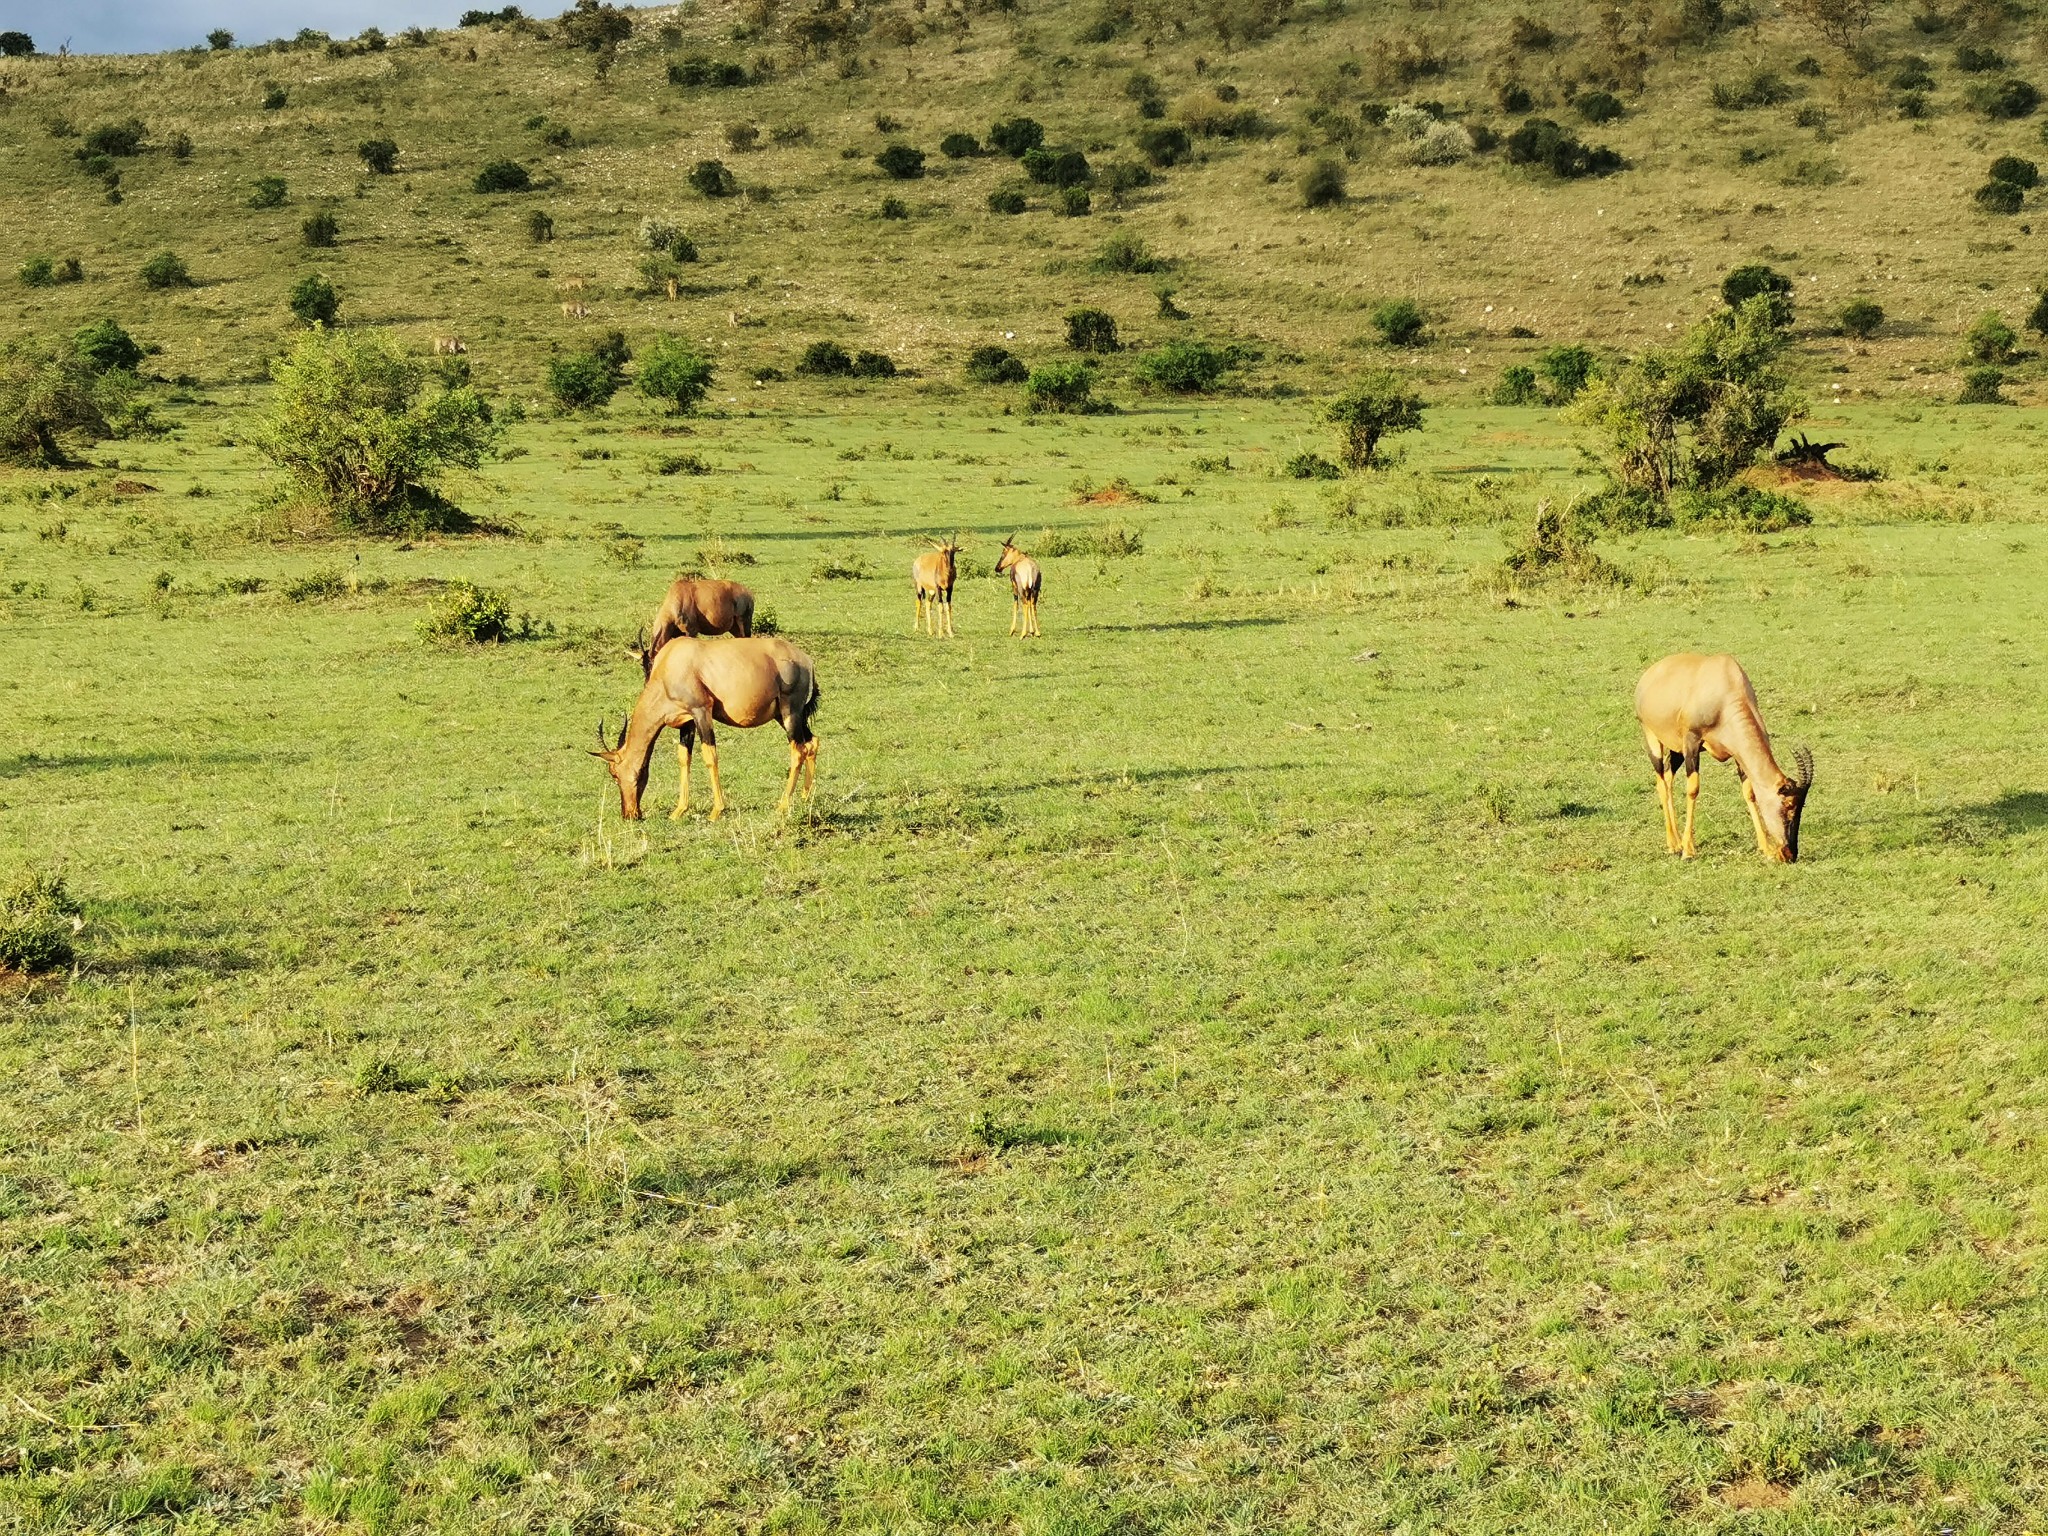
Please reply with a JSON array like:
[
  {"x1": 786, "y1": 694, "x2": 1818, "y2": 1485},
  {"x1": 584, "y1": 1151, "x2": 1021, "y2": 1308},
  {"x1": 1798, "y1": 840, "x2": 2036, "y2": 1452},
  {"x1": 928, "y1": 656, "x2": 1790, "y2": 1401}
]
[
  {"x1": 1285, "y1": 452, "x2": 1343, "y2": 478},
  {"x1": 139, "y1": 251, "x2": 192, "y2": 289},
  {"x1": 1325, "y1": 372, "x2": 1426, "y2": 469},
  {"x1": 1892, "y1": 56, "x2": 1935, "y2": 90},
  {"x1": 880, "y1": 197, "x2": 908, "y2": 220},
  {"x1": 1575, "y1": 90, "x2": 1623, "y2": 123},
  {"x1": 18, "y1": 256, "x2": 55, "y2": 287},
  {"x1": 262, "y1": 82, "x2": 288, "y2": 109},
  {"x1": 1301, "y1": 158, "x2": 1347, "y2": 207},
  {"x1": 0, "y1": 341, "x2": 120, "y2": 465},
  {"x1": 1976, "y1": 178, "x2": 2025, "y2": 213},
  {"x1": 473, "y1": 159, "x2": 532, "y2": 192},
  {"x1": 966, "y1": 345, "x2": 1028, "y2": 384},
  {"x1": 1091, "y1": 232, "x2": 1167, "y2": 274},
  {"x1": 987, "y1": 188, "x2": 1028, "y2": 214},
  {"x1": 1971, "y1": 78, "x2": 2041, "y2": 119},
  {"x1": 527, "y1": 209, "x2": 555, "y2": 242},
  {"x1": 1505, "y1": 118, "x2": 1622, "y2": 177},
  {"x1": 74, "y1": 319, "x2": 143, "y2": 374},
  {"x1": 1065, "y1": 308, "x2": 1120, "y2": 352},
  {"x1": 1676, "y1": 484, "x2": 1813, "y2": 531},
  {"x1": 1024, "y1": 361, "x2": 1105, "y2": 413},
  {"x1": 1958, "y1": 365, "x2": 2009, "y2": 403},
  {"x1": 651, "y1": 451, "x2": 711, "y2": 475},
  {"x1": 0, "y1": 869, "x2": 81, "y2": 974},
  {"x1": 0, "y1": 30, "x2": 35, "y2": 57},
  {"x1": 2028, "y1": 291, "x2": 2048, "y2": 337},
  {"x1": 1371, "y1": 299, "x2": 1426, "y2": 346},
  {"x1": 989, "y1": 117, "x2": 1045, "y2": 156},
  {"x1": 1134, "y1": 339, "x2": 1230, "y2": 393},
  {"x1": 689, "y1": 159, "x2": 738, "y2": 197},
  {"x1": 668, "y1": 54, "x2": 749, "y2": 87},
  {"x1": 1057, "y1": 186, "x2": 1091, "y2": 215},
  {"x1": 253, "y1": 329, "x2": 501, "y2": 528},
  {"x1": 1490, "y1": 364, "x2": 1540, "y2": 405},
  {"x1": 248, "y1": 175, "x2": 288, "y2": 208},
  {"x1": 1137, "y1": 124, "x2": 1192, "y2": 166},
  {"x1": 1964, "y1": 310, "x2": 2017, "y2": 361},
  {"x1": 1838, "y1": 298, "x2": 1884, "y2": 338},
  {"x1": 1991, "y1": 155, "x2": 2040, "y2": 188},
  {"x1": 875, "y1": 143, "x2": 925, "y2": 179},
  {"x1": 853, "y1": 351, "x2": 897, "y2": 377},
  {"x1": 940, "y1": 132, "x2": 981, "y2": 157},
  {"x1": 796, "y1": 340, "x2": 854, "y2": 377},
  {"x1": 548, "y1": 351, "x2": 620, "y2": 408},
  {"x1": 637, "y1": 335, "x2": 715, "y2": 413},
  {"x1": 1721, "y1": 263, "x2": 1794, "y2": 326},
  {"x1": 303, "y1": 211, "x2": 340, "y2": 248},
  {"x1": 359, "y1": 137, "x2": 399, "y2": 173},
  {"x1": 288, "y1": 274, "x2": 340, "y2": 326},
  {"x1": 83, "y1": 118, "x2": 147, "y2": 155},
  {"x1": 419, "y1": 582, "x2": 547, "y2": 643},
  {"x1": 1956, "y1": 44, "x2": 2007, "y2": 72},
  {"x1": 1023, "y1": 148, "x2": 1091, "y2": 187},
  {"x1": 1711, "y1": 69, "x2": 1791, "y2": 109}
]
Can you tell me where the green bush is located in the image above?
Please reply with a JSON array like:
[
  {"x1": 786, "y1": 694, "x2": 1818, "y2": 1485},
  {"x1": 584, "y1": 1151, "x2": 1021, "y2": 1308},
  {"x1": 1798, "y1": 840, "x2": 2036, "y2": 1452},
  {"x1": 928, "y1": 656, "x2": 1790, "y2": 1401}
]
[
  {"x1": 1676, "y1": 484, "x2": 1813, "y2": 531},
  {"x1": 875, "y1": 143, "x2": 925, "y2": 179},
  {"x1": 139, "y1": 251, "x2": 192, "y2": 289},
  {"x1": 1956, "y1": 44, "x2": 2007, "y2": 73},
  {"x1": 797, "y1": 340, "x2": 855, "y2": 377},
  {"x1": 359, "y1": 137, "x2": 399, "y2": 173},
  {"x1": 1970, "y1": 78, "x2": 2040, "y2": 119},
  {"x1": 987, "y1": 188, "x2": 1028, "y2": 214},
  {"x1": 527, "y1": 209, "x2": 556, "y2": 242},
  {"x1": 965, "y1": 345, "x2": 1027, "y2": 384},
  {"x1": 880, "y1": 196, "x2": 908, "y2": 220},
  {"x1": 1976, "y1": 178, "x2": 2025, "y2": 213},
  {"x1": 0, "y1": 869, "x2": 81, "y2": 974},
  {"x1": 689, "y1": 159, "x2": 738, "y2": 197},
  {"x1": 18, "y1": 256, "x2": 55, "y2": 287},
  {"x1": 1991, "y1": 155, "x2": 2040, "y2": 188},
  {"x1": 1491, "y1": 364, "x2": 1540, "y2": 405},
  {"x1": 1091, "y1": 231, "x2": 1168, "y2": 274},
  {"x1": 2028, "y1": 291, "x2": 2048, "y2": 337},
  {"x1": 1958, "y1": 365, "x2": 2009, "y2": 403},
  {"x1": 83, "y1": 118, "x2": 147, "y2": 155},
  {"x1": 1023, "y1": 148, "x2": 1091, "y2": 187},
  {"x1": 637, "y1": 335, "x2": 715, "y2": 413},
  {"x1": 1065, "y1": 308, "x2": 1120, "y2": 352},
  {"x1": 1024, "y1": 361, "x2": 1106, "y2": 413},
  {"x1": 1964, "y1": 310, "x2": 2017, "y2": 361},
  {"x1": 247, "y1": 176, "x2": 287, "y2": 208},
  {"x1": 262, "y1": 82, "x2": 288, "y2": 109},
  {"x1": 420, "y1": 582, "x2": 546, "y2": 643},
  {"x1": 0, "y1": 341, "x2": 120, "y2": 465},
  {"x1": 668, "y1": 54, "x2": 749, "y2": 87},
  {"x1": 474, "y1": 159, "x2": 532, "y2": 193},
  {"x1": 1721, "y1": 263, "x2": 1793, "y2": 326},
  {"x1": 1301, "y1": 158, "x2": 1347, "y2": 207},
  {"x1": 1892, "y1": 56, "x2": 1935, "y2": 90},
  {"x1": 303, "y1": 211, "x2": 340, "y2": 248},
  {"x1": 1711, "y1": 69, "x2": 1791, "y2": 110},
  {"x1": 0, "y1": 30, "x2": 35, "y2": 57},
  {"x1": 1134, "y1": 339, "x2": 1230, "y2": 393},
  {"x1": 940, "y1": 132, "x2": 981, "y2": 157},
  {"x1": 288, "y1": 274, "x2": 340, "y2": 326},
  {"x1": 1057, "y1": 186, "x2": 1091, "y2": 216},
  {"x1": 1371, "y1": 298, "x2": 1426, "y2": 346},
  {"x1": 989, "y1": 117, "x2": 1045, "y2": 156},
  {"x1": 1505, "y1": 117, "x2": 1622, "y2": 177},
  {"x1": 1575, "y1": 90, "x2": 1623, "y2": 123},
  {"x1": 74, "y1": 319, "x2": 143, "y2": 374},
  {"x1": 1284, "y1": 452, "x2": 1344, "y2": 478},
  {"x1": 851, "y1": 351, "x2": 897, "y2": 377},
  {"x1": 253, "y1": 329, "x2": 501, "y2": 527},
  {"x1": 1325, "y1": 371, "x2": 1426, "y2": 469},
  {"x1": 549, "y1": 352, "x2": 620, "y2": 408},
  {"x1": 1838, "y1": 299, "x2": 1885, "y2": 338}
]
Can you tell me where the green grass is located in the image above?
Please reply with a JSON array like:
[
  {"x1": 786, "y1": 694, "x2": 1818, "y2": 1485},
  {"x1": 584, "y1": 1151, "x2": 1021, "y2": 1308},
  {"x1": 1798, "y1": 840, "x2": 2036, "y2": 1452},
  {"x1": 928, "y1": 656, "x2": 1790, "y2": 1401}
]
[{"x1": 4, "y1": 392, "x2": 2048, "y2": 1532}]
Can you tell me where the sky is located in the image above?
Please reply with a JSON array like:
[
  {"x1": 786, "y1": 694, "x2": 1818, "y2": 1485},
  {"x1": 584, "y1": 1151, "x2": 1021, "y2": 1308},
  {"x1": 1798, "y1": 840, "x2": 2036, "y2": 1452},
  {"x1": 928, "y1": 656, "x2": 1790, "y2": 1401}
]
[{"x1": 0, "y1": 1, "x2": 477, "y2": 56}]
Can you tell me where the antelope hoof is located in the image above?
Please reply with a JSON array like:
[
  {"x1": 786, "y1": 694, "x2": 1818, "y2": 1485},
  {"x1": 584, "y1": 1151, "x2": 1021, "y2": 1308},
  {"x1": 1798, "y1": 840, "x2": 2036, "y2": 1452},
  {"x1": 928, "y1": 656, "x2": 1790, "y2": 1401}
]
[{"x1": 669, "y1": 806, "x2": 689, "y2": 821}]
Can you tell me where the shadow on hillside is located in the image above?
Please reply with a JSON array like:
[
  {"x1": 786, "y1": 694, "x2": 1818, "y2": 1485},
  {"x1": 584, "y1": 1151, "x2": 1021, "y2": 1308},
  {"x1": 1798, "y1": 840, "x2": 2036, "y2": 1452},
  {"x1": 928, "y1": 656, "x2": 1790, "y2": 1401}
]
[
  {"x1": 1076, "y1": 616, "x2": 1291, "y2": 634},
  {"x1": 0, "y1": 749, "x2": 276, "y2": 779},
  {"x1": 1925, "y1": 791, "x2": 2048, "y2": 846},
  {"x1": 997, "y1": 762, "x2": 1288, "y2": 792}
]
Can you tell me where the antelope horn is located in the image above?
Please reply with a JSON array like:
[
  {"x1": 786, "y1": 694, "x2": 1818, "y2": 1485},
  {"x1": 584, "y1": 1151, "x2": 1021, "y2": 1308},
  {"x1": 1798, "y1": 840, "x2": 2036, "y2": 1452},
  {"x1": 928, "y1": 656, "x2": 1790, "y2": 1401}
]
[
  {"x1": 615, "y1": 716, "x2": 629, "y2": 751},
  {"x1": 590, "y1": 716, "x2": 613, "y2": 758},
  {"x1": 1792, "y1": 744, "x2": 1815, "y2": 788}
]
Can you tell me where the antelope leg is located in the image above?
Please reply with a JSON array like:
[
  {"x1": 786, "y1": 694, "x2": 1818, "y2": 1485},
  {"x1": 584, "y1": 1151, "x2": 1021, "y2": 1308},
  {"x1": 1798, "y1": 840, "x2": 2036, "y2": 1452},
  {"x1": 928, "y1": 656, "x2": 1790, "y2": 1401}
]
[
  {"x1": 778, "y1": 739, "x2": 802, "y2": 813},
  {"x1": 1009, "y1": 596, "x2": 1019, "y2": 636},
  {"x1": 803, "y1": 739, "x2": 819, "y2": 797},
  {"x1": 1655, "y1": 768, "x2": 1678, "y2": 853},
  {"x1": 1680, "y1": 771, "x2": 1701, "y2": 858},
  {"x1": 671, "y1": 740, "x2": 692, "y2": 820},
  {"x1": 704, "y1": 742, "x2": 726, "y2": 820}
]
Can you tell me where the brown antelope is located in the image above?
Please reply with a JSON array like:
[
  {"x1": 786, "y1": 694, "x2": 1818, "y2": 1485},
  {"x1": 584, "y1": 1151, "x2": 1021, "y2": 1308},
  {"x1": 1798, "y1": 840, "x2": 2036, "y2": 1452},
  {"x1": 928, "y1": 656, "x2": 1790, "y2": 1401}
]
[
  {"x1": 628, "y1": 577, "x2": 756, "y2": 677},
  {"x1": 994, "y1": 535, "x2": 1042, "y2": 638},
  {"x1": 431, "y1": 335, "x2": 467, "y2": 356},
  {"x1": 911, "y1": 537, "x2": 961, "y2": 637},
  {"x1": 561, "y1": 302, "x2": 589, "y2": 319},
  {"x1": 1635, "y1": 653, "x2": 1814, "y2": 862},
  {"x1": 592, "y1": 636, "x2": 820, "y2": 820},
  {"x1": 557, "y1": 275, "x2": 589, "y2": 293}
]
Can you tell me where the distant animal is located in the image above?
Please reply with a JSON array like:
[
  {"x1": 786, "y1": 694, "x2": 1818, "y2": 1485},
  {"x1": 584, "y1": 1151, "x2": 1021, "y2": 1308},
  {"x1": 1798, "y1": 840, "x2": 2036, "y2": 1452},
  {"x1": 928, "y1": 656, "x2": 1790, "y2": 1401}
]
[
  {"x1": 994, "y1": 534, "x2": 1042, "y2": 638},
  {"x1": 1635, "y1": 652, "x2": 1814, "y2": 862},
  {"x1": 591, "y1": 636, "x2": 820, "y2": 820},
  {"x1": 557, "y1": 275, "x2": 589, "y2": 293},
  {"x1": 561, "y1": 302, "x2": 589, "y2": 318},
  {"x1": 431, "y1": 335, "x2": 467, "y2": 356},
  {"x1": 911, "y1": 536, "x2": 961, "y2": 638},
  {"x1": 628, "y1": 577, "x2": 756, "y2": 677}
]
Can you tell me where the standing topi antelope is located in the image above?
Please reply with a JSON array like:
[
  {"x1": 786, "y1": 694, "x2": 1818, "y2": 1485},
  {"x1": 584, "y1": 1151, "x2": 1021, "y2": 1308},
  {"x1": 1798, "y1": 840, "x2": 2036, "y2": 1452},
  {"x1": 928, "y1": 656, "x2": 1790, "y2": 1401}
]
[
  {"x1": 994, "y1": 535, "x2": 1042, "y2": 638},
  {"x1": 629, "y1": 576, "x2": 755, "y2": 676},
  {"x1": 911, "y1": 536, "x2": 961, "y2": 638},
  {"x1": 1635, "y1": 652, "x2": 1814, "y2": 862},
  {"x1": 431, "y1": 335, "x2": 467, "y2": 356},
  {"x1": 592, "y1": 636, "x2": 820, "y2": 820}
]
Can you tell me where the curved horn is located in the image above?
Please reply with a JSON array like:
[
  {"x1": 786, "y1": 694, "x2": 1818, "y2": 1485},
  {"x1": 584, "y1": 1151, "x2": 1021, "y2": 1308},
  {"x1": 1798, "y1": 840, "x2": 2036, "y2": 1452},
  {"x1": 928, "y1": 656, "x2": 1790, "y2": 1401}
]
[
  {"x1": 614, "y1": 716, "x2": 630, "y2": 751},
  {"x1": 1792, "y1": 744, "x2": 1815, "y2": 788},
  {"x1": 596, "y1": 717, "x2": 610, "y2": 750}
]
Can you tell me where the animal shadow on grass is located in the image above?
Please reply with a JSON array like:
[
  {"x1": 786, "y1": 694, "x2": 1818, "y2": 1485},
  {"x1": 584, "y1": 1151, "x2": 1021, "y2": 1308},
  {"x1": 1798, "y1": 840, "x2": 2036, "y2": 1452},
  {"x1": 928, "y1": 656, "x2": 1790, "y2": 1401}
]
[
  {"x1": 1078, "y1": 616, "x2": 1290, "y2": 634},
  {"x1": 627, "y1": 1154, "x2": 839, "y2": 1209},
  {"x1": 970, "y1": 1111, "x2": 1083, "y2": 1153},
  {"x1": 1929, "y1": 791, "x2": 2048, "y2": 845},
  {"x1": 0, "y1": 748, "x2": 275, "y2": 779},
  {"x1": 92, "y1": 899, "x2": 260, "y2": 978}
]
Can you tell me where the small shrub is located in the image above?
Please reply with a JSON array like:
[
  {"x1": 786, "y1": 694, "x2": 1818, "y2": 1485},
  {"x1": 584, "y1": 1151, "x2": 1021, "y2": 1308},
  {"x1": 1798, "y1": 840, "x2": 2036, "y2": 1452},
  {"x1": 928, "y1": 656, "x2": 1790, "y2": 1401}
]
[
  {"x1": 880, "y1": 196, "x2": 908, "y2": 219},
  {"x1": 1024, "y1": 361, "x2": 1103, "y2": 413},
  {"x1": 987, "y1": 188, "x2": 1028, "y2": 214},
  {"x1": 876, "y1": 143, "x2": 926, "y2": 179},
  {"x1": 1958, "y1": 365, "x2": 2009, "y2": 403},
  {"x1": 288, "y1": 274, "x2": 340, "y2": 326},
  {"x1": 0, "y1": 869, "x2": 82, "y2": 974},
  {"x1": 966, "y1": 345, "x2": 1028, "y2": 384},
  {"x1": 475, "y1": 160, "x2": 532, "y2": 193},
  {"x1": 1892, "y1": 56, "x2": 1935, "y2": 91},
  {"x1": 1711, "y1": 69, "x2": 1791, "y2": 110},
  {"x1": 2027, "y1": 291, "x2": 2048, "y2": 337},
  {"x1": 1325, "y1": 371, "x2": 1425, "y2": 469},
  {"x1": 989, "y1": 117, "x2": 1045, "y2": 156},
  {"x1": 1065, "y1": 308, "x2": 1120, "y2": 352},
  {"x1": 1505, "y1": 118, "x2": 1622, "y2": 178},
  {"x1": 1975, "y1": 179, "x2": 2024, "y2": 213},
  {"x1": 1508, "y1": 15, "x2": 1554, "y2": 49},
  {"x1": 208, "y1": 28, "x2": 235, "y2": 49},
  {"x1": 262, "y1": 82, "x2": 288, "y2": 110},
  {"x1": 1898, "y1": 90, "x2": 1930, "y2": 119},
  {"x1": 1576, "y1": 91, "x2": 1623, "y2": 123},
  {"x1": 1838, "y1": 298, "x2": 1884, "y2": 338},
  {"x1": 1134, "y1": 339, "x2": 1230, "y2": 393},
  {"x1": 527, "y1": 209, "x2": 556, "y2": 242},
  {"x1": 1023, "y1": 147, "x2": 1092, "y2": 187},
  {"x1": 651, "y1": 451, "x2": 711, "y2": 475},
  {"x1": 1956, "y1": 44, "x2": 2008, "y2": 73},
  {"x1": 1371, "y1": 298, "x2": 1426, "y2": 346},
  {"x1": 302, "y1": 211, "x2": 340, "y2": 248},
  {"x1": 83, "y1": 118, "x2": 147, "y2": 156},
  {"x1": 139, "y1": 251, "x2": 192, "y2": 289},
  {"x1": 669, "y1": 54, "x2": 749, "y2": 87},
  {"x1": 248, "y1": 175, "x2": 288, "y2": 208},
  {"x1": 637, "y1": 335, "x2": 715, "y2": 414},
  {"x1": 1301, "y1": 157, "x2": 1347, "y2": 207},
  {"x1": 1137, "y1": 124, "x2": 1192, "y2": 166},
  {"x1": 1676, "y1": 484, "x2": 1813, "y2": 532},
  {"x1": 1092, "y1": 230, "x2": 1168, "y2": 274},
  {"x1": 359, "y1": 137, "x2": 399, "y2": 173},
  {"x1": 1498, "y1": 82, "x2": 1534, "y2": 113},
  {"x1": 548, "y1": 351, "x2": 622, "y2": 408},
  {"x1": 18, "y1": 256, "x2": 56, "y2": 287},
  {"x1": 1963, "y1": 310, "x2": 2017, "y2": 362},
  {"x1": 796, "y1": 340, "x2": 855, "y2": 377},
  {"x1": 1491, "y1": 363, "x2": 1540, "y2": 404},
  {"x1": 852, "y1": 350, "x2": 898, "y2": 377},
  {"x1": 810, "y1": 553, "x2": 871, "y2": 580},
  {"x1": 689, "y1": 159, "x2": 738, "y2": 197},
  {"x1": 75, "y1": 320, "x2": 144, "y2": 374},
  {"x1": 941, "y1": 132, "x2": 981, "y2": 158},
  {"x1": 1991, "y1": 155, "x2": 2040, "y2": 188},
  {"x1": 1972, "y1": 78, "x2": 2041, "y2": 119},
  {"x1": 1721, "y1": 264, "x2": 1794, "y2": 326},
  {"x1": 1285, "y1": 451, "x2": 1343, "y2": 478},
  {"x1": 1502, "y1": 499, "x2": 1624, "y2": 583},
  {"x1": 540, "y1": 121, "x2": 575, "y2": 148},
  {"x1": 1057, "y1": 186, "x2": 1092, "y2": 216},
  {"x1": 420, "y1": 582, "x2": 545, "y2": 643}
]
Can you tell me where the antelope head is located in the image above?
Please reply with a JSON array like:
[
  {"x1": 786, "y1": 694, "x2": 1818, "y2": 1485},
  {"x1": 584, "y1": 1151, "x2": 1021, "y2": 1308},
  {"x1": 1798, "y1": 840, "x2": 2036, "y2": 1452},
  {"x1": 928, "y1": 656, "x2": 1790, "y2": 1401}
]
[
  {"x1": 995, "y1": 534, "x2": 1020, "y2": 572},
  {"x1": 588, "y1": 714, "x2": 649, "y2": 819},
  {"x1": 1775, "y1": 745, "x2": 1815, "y2": 862},
  {"x1": 624, "y1": 626, "x2": 652, "y2": 678}
]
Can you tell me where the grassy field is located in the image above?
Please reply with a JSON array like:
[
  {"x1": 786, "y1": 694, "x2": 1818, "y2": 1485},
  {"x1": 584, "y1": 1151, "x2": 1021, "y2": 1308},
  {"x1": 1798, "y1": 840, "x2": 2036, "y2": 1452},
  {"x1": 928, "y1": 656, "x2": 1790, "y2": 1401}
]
[{"x1": 5, "y1": 385, "x2": 2048, "y2": 1532}]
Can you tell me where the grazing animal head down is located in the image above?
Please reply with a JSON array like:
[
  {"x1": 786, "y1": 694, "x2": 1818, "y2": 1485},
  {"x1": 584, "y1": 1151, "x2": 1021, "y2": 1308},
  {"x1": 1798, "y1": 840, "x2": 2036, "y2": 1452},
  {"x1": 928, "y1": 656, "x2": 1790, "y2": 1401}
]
[
  {"x1": 1774, "y1": 744, "x2": 1815, "y2": 863},
  {"x1": 588, "y1": 715, "x2": 650, "y2": 819}
]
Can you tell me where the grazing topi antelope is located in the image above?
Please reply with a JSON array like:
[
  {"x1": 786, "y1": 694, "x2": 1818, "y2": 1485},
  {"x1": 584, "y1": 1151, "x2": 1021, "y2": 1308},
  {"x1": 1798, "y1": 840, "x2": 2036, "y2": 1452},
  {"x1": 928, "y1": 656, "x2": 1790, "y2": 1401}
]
[
  {"x1": 994, "y1": 535, "x2": 1042, "y2": 637},
  {"x1": 911, "y1": 537, "x2": 961, "y2": 638},
  {"x1": 592, "y1": 636, "x2": 820, "y2": 820},
  {"x1": 561, "y1": 302, "x2": 589, "y2": 319},
  {"x1": 629, "y1": 577, "x2": 755, "y2": 676},
  {"x1": 1635, "y1": 652, "x2": 1814, "y2": 862},
  {"x1": 431, "y1": 335, "x2": 467, "y2": 356}
]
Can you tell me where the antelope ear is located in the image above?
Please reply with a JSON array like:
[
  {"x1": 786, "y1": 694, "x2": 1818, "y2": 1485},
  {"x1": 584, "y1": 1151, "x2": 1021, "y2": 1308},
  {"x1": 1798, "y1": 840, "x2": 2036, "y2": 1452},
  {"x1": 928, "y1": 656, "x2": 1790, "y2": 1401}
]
[{"x1": 588, "y1": 749, "x2": 613, "y2": 760}]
